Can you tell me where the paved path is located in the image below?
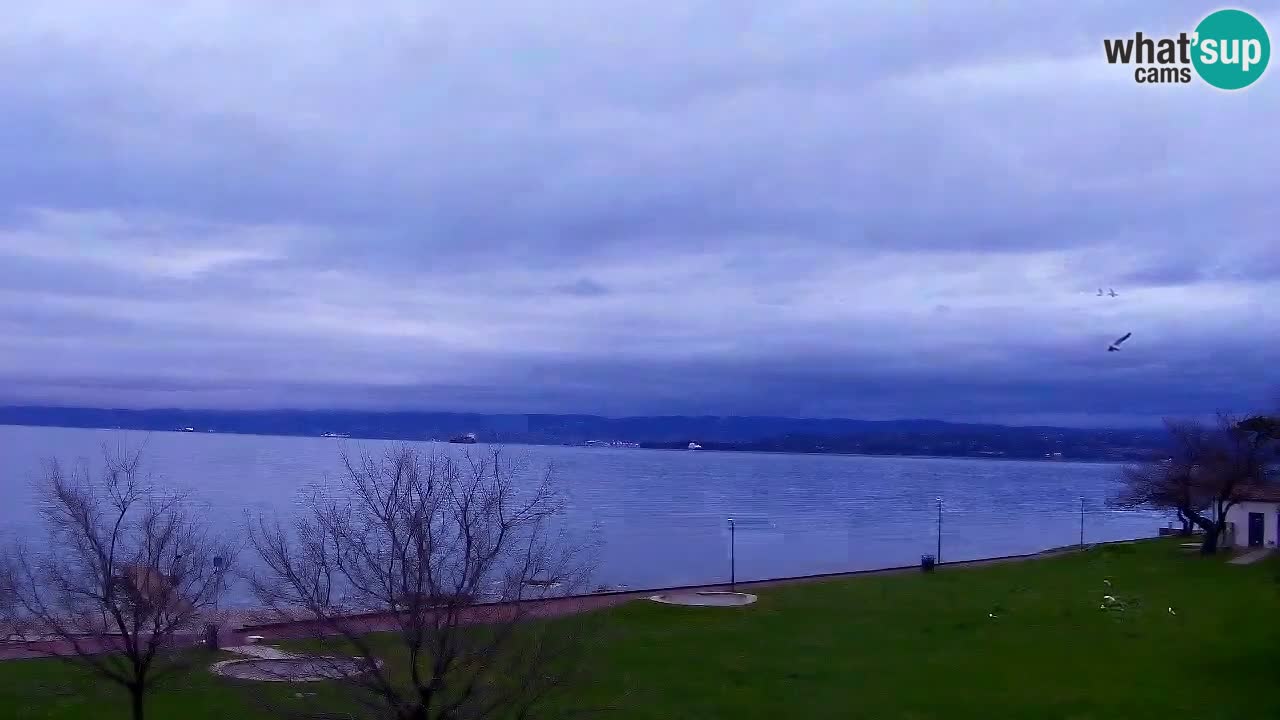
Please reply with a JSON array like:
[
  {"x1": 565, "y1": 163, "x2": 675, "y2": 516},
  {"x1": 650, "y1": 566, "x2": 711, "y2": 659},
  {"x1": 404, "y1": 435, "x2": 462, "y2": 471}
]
[
  {"x1": 224, "y1": 546, "x2": 1087, "y2": 644},
  {"x1": 222, "y1": 645, "x2": 298, "y2": 660},
  {"x1": 0, "y1": 541, "x2": 1126, "y2": 660},
  {"x1": 1229, "y1": 548, "x2": 1273, "y2": 565}
]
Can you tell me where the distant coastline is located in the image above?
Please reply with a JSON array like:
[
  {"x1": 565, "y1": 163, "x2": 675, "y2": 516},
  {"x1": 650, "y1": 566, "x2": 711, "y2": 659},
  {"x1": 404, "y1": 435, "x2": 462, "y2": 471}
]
[
  {"x1": 0, "y1": 422, "x2": 1139, "y2": 464},
  {"x1": 0, "y1": 405, "x2": 1167, "y2": 463},
  {"x1": 636, "y1": 444, "x2": 1135, "y2": 464}
]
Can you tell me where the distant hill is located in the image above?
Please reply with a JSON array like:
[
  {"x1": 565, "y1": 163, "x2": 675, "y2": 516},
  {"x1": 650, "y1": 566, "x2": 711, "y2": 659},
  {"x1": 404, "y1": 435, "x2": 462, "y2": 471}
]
[
  {"x1": 641, "y1": 426, "x2": 1166, "y2": 462},
  {"x1": 0, "y1": 405, "x2": 1166, "y2": 461}
]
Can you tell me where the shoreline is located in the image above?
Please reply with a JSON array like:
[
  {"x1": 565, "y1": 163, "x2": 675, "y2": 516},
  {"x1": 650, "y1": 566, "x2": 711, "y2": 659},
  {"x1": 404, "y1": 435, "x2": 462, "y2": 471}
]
[
  {"x1": 1, "y1": 536, "x2": 1160, "y2": 660},
  {"x1": 638, "y1": 446, "x2": 1137, "y2": 465},
  {"x1": 0, "y1": 422, "x2": 1141, "y2": 465}
]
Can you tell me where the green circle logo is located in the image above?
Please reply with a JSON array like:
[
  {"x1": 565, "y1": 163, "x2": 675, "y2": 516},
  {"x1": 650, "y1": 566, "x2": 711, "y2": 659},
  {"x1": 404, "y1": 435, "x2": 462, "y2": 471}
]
[{"x1": 1192, "y1": 9, "x2": 1270, "y2": 90}]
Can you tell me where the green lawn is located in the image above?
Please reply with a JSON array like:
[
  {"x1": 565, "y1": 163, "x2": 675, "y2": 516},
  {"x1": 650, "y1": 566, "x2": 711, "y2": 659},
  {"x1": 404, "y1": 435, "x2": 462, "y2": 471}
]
[{"x1": 5, "y1": 540, "x2": 1280, "y2": 719}]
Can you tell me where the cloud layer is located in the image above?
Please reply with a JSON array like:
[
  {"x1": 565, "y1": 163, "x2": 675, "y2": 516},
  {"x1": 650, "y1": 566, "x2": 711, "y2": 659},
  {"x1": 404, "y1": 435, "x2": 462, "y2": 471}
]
[{"x1": 1, "y1": 1, "x2": 1277, "y2": 425}]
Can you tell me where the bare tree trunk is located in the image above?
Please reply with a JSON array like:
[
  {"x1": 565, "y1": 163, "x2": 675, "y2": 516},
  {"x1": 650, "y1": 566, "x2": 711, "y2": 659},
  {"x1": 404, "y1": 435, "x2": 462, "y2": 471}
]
[
  {"x1": 1175, "y1": 509, "x2": 1193, "y2": 536},
  {"x1": 129, "y1": 683, "x2": 145, "y2": 720},
  {"x1": 1183, "y1": 510, "x2": 1219, "y2": 554},
  {"x1": 1173, "y1": 509, "x2": 1184, "y2": 535}
]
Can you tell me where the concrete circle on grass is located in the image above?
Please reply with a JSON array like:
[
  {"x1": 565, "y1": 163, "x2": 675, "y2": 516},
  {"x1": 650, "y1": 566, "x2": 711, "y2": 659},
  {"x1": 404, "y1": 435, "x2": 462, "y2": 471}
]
[
  {"x1": 649, "y1": 591, "x2": 757, "y2": 607},
  {"x1": 211, "y1": 656, "x2": 370, "y2": 682}
]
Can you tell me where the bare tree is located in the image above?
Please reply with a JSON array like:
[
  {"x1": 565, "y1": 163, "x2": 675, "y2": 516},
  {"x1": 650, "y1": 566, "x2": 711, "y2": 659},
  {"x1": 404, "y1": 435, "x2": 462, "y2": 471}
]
[
  {"x1": 1113, "y1": 420, "x2": 1211, "y2": 537},
  {"x1": 1197, "y1": 413, "x2": 1280, "y2": 548},
  {"x1": 249, "y1": 444, "x2": 596, "y2": 720},
  {"x1": 2, "y1": 445, "x2": 235, "y2": 720},
  {"x1": 1238, "y1": 413, "x2": 1280, "y2": 442},
  {"x1": 0, "y1": 557, "x2": 18, "y2": 638},
  {"x1": 1115, "y1": 414, "x2": 1278, "y2": 553}
]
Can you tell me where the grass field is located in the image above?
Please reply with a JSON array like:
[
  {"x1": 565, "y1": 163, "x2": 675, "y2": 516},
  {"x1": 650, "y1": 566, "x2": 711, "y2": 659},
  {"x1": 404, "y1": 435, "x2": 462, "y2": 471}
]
[{"x1": 4, "y1": 540, "x2": 1279, "y2": 719}]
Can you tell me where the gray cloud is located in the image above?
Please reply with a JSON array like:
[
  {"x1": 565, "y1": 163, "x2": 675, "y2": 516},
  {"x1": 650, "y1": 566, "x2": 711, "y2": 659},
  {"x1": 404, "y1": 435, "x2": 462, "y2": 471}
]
[{"x1": 0, "y1": 1, "x2": 1278, "y2": 426}]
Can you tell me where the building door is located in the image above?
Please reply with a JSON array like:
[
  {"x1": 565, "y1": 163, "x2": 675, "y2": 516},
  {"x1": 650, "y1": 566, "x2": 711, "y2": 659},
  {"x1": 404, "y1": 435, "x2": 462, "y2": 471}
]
[{"x1": 1248, "y1": 512, "x2": 1265, "y2": 547}]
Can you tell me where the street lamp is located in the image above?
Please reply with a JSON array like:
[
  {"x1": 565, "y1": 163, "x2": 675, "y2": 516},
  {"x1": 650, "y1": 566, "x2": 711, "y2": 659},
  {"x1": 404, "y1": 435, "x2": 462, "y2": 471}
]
[
  {"x1": 212, "y1": 555, "x2": 226, "y2": 613},
  {"x1": 207, "y1": 555, "x2": 227, "y2": 651},
  {"x1": 727, "y1": 518, "x2": 736, "y2": 590},
  {"x1": 936, "y1": 498, "x2": 943, "y2": 564},
  {"x1": 1079, "y1": 497, "x2": 1086, "y2": 547}
]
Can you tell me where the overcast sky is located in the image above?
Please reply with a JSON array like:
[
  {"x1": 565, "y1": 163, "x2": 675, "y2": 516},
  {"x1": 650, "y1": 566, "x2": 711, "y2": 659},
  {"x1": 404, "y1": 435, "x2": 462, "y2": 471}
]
[{"x1": 1, "y1": 1, "x2": 1277, "y2": 426}]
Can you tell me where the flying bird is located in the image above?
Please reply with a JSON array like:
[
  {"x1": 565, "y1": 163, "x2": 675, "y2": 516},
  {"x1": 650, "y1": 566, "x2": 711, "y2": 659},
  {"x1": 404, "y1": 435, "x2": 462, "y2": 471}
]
[
  {"x1": 1108, "y1": 288, "x2": 1118, "y2": 297},
  {"x1": 1108, "y1": 332, "x2": 1132, "y2": 352},
  {"x1": 1097, "y1": 288, "x2": 1104, "y2": 296}
]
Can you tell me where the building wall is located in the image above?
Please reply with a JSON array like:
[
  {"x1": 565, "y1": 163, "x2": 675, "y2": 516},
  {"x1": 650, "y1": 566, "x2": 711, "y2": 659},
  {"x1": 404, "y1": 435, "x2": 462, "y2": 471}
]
[{"x1": 1224, "y1": 501, "x2": 1280, "y2": 548}]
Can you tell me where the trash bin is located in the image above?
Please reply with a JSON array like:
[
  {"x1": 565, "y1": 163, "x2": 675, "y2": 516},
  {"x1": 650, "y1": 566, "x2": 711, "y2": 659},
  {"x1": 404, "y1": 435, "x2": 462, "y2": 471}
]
[{"x1": 921, "y1": 554, "x2": 936, "y2": 572}]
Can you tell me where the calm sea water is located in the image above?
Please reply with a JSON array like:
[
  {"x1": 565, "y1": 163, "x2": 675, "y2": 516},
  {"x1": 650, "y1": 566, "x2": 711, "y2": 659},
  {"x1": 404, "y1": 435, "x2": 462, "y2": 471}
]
[{"x1": 0, "y1": 425, "x2": 1166, "y2": 598}]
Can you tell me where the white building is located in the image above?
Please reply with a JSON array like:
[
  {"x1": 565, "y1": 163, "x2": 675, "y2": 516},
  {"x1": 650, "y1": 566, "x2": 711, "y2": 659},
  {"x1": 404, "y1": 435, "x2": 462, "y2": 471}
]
[{"x1": 1224, "y1": 486, "x2": 1280, "y2": 549}]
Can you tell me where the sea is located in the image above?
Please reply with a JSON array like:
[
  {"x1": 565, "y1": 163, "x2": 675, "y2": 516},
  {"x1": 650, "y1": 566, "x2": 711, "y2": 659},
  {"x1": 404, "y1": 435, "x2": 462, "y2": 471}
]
[{"x1": 0, "y1": 425, "x2": 1167, "y2": 600}]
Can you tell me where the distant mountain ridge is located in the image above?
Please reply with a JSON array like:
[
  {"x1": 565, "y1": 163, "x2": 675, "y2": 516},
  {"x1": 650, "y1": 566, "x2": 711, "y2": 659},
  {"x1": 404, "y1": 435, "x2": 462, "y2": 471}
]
[{"x1": 0, "y1": 405, "x2": 1166, "y2": 461}]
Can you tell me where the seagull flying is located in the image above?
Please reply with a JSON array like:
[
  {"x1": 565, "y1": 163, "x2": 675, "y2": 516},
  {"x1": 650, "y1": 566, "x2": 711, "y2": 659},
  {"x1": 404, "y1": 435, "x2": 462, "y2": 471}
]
[
  {"x1": 1108, "y1": 332, "x2": 1132, "y2": 352},
  {"x1": 1097, "y1": 288, "x2": 1104, "y2": 296},
  {"x1": 1108, "y1": 288, "x2": 1118, "y2": 297}
]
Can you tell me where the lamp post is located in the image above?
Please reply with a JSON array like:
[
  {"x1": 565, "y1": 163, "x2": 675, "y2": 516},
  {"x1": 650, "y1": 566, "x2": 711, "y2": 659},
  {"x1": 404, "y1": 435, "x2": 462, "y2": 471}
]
[
  {"x1": 1079, "y1": 497, "x2": 1085, "y2": 547},
  {"x1": 728, "y1": 518, "x2": 736, "y2": 590},
  {"x1": 212, "y1": 555, "x2": 226, "y2": 615},
  {"x1": 936, "y1": 498, "x2": 943, "y2": 564},
  {"x1": 207, "y1": 555, "x2": 226, "y2": 651}
]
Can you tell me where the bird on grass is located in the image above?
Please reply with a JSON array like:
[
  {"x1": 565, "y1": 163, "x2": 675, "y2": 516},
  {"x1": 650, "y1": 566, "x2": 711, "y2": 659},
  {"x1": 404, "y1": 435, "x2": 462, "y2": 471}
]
[{"x1": 1108, "y1": 332, "x2": 1132, "y2": 352}]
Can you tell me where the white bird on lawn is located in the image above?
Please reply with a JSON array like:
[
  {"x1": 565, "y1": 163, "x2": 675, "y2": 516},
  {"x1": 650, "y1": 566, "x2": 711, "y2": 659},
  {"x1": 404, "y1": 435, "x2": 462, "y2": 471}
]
[{"x1": 1167, "y1": 607, "x2": 1176, "y2": 615}]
